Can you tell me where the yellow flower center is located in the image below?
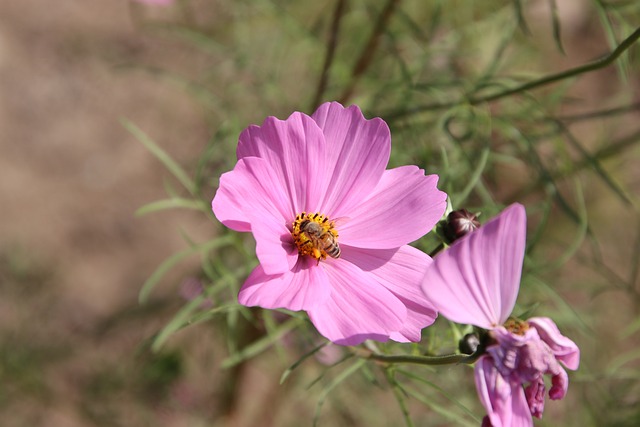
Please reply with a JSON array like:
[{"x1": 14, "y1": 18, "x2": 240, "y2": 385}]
[
  {"x1": 504, "y1": 318, "x2": 530, "y2": 336},
  {"x1": 291, "y1": 212, "x2": 340, "y2": 262}
]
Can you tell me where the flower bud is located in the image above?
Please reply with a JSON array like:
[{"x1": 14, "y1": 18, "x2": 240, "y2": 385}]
[
  {"x1": 443, "y1": 209, "x2": 480, "y2": 243},
  {"x1": 459, "y1": 332, "x2": 481, "y2": 355}
]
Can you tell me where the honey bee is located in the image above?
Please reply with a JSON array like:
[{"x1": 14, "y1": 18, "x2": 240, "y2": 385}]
[{"x1": 299, "y1": 218, "x2": 341, "y2": 260}]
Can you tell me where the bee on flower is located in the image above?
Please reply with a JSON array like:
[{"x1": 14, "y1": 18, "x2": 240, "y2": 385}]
[{"x1": 212, "y1": 102, "x2": 447, "y2": 345}]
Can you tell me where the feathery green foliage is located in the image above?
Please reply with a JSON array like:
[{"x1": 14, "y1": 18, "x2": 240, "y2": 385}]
[{"x1": 132, "y1": 1, "x2": 640, "y2": 425}]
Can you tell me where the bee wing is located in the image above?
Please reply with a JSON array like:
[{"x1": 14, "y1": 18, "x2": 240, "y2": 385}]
[{"x1": 331, "y1": 216, "x2": 351, "y2": 228}]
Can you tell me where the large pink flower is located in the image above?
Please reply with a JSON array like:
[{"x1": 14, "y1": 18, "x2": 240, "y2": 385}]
[
  {"x1": 422, "y1": 203, "x2": 580, "y2": 426},
  {"x1": 212, "y1": 102, "x2": 447, "y2": 345}
]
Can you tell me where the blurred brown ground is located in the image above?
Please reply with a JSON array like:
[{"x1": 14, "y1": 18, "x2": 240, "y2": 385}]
[
  {"x1": 0, "y1": 1, "x2": 216, "y2": 426},
  {"x1": 0, "y1": 0, "x2": 212, "y2": 316},
  {"x1": 0, "y1": 1, "x2": 639, "y2": 426}
]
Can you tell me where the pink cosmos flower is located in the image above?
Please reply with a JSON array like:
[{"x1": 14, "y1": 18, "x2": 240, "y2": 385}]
[
  {"x1": 422, "y1": 203, "x2": 580, "y2": 427},
  {"x1": 212, "y1": 102, "x2": 447, "y2": 345}
]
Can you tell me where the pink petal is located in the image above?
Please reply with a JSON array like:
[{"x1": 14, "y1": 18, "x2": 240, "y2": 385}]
[
  {"x1": 388, "y1": 297, "x2": 437, "y2": 343},
  {"x1": 421, "y1": 203, "x2": 527, "y2": 329},
  {"x1": 528, "y1": 317, "x2": 580, "y2": 370},
  {"x1": 338, "y1": 166, "x2": 447, "y2": 249},
  {"x1": 236, "y1": 112, "x2": 327, "y2": 214},
  {"x1": 549, "y1": 367, "x2": 569, "y2": 400},
  {"x1": 307, "y1": 257, "x2": 407, "y2": 345},
  {"x1": 211, "y1": 175, "x2": 249, "y2": 233},
  {"x1": 475, "y1": 356, "x2": 533, "y2": 427},
  {"x1": 238, "y1": 257, "x2": 331, "y2": 311},
  {"x1": 341, "y1": 244, "x2": 437, "y2": 342},
  {"x1": 311, "y1": 102, "x2": 391, "y2": 216},
  {"x1": 524, "y1": 377, "x2": 546, "y2": 418},
  {"x1": 212, "y1": 157, "x2": 295, "y2": 275}
]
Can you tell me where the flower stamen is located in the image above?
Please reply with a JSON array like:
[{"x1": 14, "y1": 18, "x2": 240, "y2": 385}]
[
  {"x1": 504, "y1": 318, "x2": 530, "y2": 335},
  {"x1": 291, "y1": 212, "x2": 340, "y2": 262}
]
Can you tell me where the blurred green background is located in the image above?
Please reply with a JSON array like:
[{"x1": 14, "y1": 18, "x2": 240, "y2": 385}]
[{"x1": 1, "y1": 0, "x2": 639, "y2": 426}]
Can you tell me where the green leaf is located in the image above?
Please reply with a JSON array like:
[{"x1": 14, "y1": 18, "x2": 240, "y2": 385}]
[
  {"x1": 138, "y1": 236, "x2": 234, "y2": 304},
  {"x1": 135, "y1": 198, "x2": 209, "y2": 216},
  {"x1": 621, "y1": 315, "x2": 640, "y2": 339},
  {"x1": 151, "y1": 296, "x2": 205, "y2": 351},
  {"x1": 122, "y1": 119, "x2": 196, "y2": 195},
  {"x1": 542, "y1": 180, "x2": 588, "y2": 271},
  {"x1": 529, "y1": 275, "x2": 592, "y2": 336},
  {"x1": 607, "y1": 347, "x2": 640, "y2": 375},
  {"x1": 549, "y1": 0, "x2": 565, "y2": 54},
  {"x1": 221, "y1": 317, "x2": 304, "y2": 369},
  {"x1": 593, "y1": 1, "x2": 630, "y2": 85},
  {"x1": 280, "y1": 342, "x2": 330, "y2": 385},
  {"x1": 454, "y1": 146, "x2": 490, "y2": 206},
  {"x1": 397, "y1": 369, "x2": 481, "y2": 425},
  {"x1": 181, "y1": 302, "x2": 242, "y2": 328},
  {"x1": 386, "y1": 368, "x2": 415, "y2": 427},
  {"x1": 313, "y1": 359, "x2": 367, "y2": 427}
]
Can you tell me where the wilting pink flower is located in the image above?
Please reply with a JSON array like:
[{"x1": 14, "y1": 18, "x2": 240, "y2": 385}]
[
  {"x1": 422, "y1": 203, "x2": 580, "y2": 426},
  {"x1": 212, "y1": 102, "x2": 447, "y2": 345}
]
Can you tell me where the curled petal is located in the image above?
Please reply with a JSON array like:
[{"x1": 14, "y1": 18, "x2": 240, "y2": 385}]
[
  {"x1": 339, "y1": 166, "x2": 447, "y2": 249},
  {"x1": 238, "y1": 257, "x2": 331, "y2": 311},
  {"x1": 528, "y1": 317, "x2": 580, "y2": 370},
  {"x1": 311, "y1": 102, "x2": 391, "y2": 216},
  {"x1": 422, "y1": 203, "x2": 527, "y2": 329},
  {"x1": 490, "y1": 327, "x2": 564, "y2": 387},
  {"x1": 236, "y1": 112, "x2": 327, "y2": 214},
  {"x1": 549, "y1": 367, "x2": 569, "y2": 400},
  {"x1": 524, "y1": 377, "x2": 546, "y2": 419},
  {"x1": 307, "y1": 258, "x2": 407, "y2": 345},
  {"x1": 475, "y1": 356, "x2": 533, "y2": 427},
  {"x1": 341, "y1": 244, "x2": 437, "y2": 342}
]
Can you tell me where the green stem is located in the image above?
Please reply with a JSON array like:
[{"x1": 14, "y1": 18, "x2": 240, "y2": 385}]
[
  {"x1": 385, "y1": 368, "x2": 415, "y2": 427},
  {"x1": 428, "y1": 243, "x2": 444, "y2": 258},
  {"x1": 311, "y1": 0, "x2": 347, "y2": 110},
  {"x1": 356, "y1": 348, "x2": 481, "y2": 366},
  {"x1": 387, "y1": 26, "x2": 640, "y2": 120},
  {"x1": 472, "y1": 25, "x2": 640, "y2": 104},
  {"x1": 338, "y1": 0, "x2": 401, "y2": 104}
]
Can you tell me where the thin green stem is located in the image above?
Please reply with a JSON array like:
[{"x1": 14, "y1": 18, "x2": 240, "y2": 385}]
[
  {"x1": 556, "y1": 101, "x2": 640, "y2": 122},
  {"x1": 385, "y1": 368, "x2": 415, "y2": 427},
  {"x1": 386, "y1": 26, "x2": 640, "y2": 120},
  {"x1": 338, "y1": 0, "x2": 401, "y2": 104},
  {"x1": 311, "y1": 0, "x2": 347, "y2": 110},
  {"x1": 472, "y1": 25, "x2": 639, "y2": 103},
  {"x1": 355, "y1": 348, "x2": 481, "y2": 366}
]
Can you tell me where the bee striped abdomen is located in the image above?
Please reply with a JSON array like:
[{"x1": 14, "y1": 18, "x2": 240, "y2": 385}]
[{"x1": 324, "y1": 242, "x2": 341, "y2": 258}]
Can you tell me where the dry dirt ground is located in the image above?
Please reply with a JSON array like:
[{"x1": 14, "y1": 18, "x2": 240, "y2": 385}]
[{"x1": 0, "y1": 1, "x2": 219, "y2": 426}]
